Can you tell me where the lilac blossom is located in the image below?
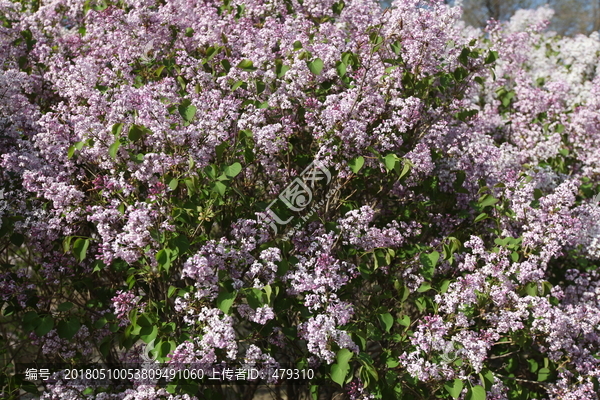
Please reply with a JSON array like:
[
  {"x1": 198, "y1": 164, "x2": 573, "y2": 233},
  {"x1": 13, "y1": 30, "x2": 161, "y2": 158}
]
[{"x1": 4, "y1": 0, "x2": 600, "y2": 398}]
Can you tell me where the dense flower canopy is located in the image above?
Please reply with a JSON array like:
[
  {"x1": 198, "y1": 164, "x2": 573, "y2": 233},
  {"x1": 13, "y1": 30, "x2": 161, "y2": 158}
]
[{"x1": 1, "y1": 0, "x2": 600, "y2": 399}]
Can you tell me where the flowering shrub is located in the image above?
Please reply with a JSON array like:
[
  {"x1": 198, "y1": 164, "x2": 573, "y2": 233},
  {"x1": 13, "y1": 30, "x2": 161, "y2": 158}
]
[{"x1": 1, "y1": 0, "x2": 600, "y2": 399}]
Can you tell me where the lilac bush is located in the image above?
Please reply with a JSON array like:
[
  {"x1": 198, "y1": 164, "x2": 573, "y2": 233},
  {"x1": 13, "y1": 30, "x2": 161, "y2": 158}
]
[{"x1": 1, "y1": 0, "x2": 600, "y2": 399}]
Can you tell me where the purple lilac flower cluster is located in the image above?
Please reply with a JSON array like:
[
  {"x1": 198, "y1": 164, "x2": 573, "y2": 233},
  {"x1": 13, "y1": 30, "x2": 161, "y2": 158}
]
[{"x1": 2, "y1": 0, "x2": 600, "y2": 399}]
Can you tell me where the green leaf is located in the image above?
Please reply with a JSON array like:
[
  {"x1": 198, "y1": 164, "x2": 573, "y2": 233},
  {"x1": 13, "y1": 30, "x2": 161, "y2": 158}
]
[
  {"x1": 213, "y1": 181, "x2": 227, "y2": 196},
  {"x1": 109, "y1": 139, "x2": 121, "y2": 159},
  {"x1": 459, "y1": 48, "x2": 470, "y2": 66},
  {"x1": 73, "y1": 238, "x2": 90, "y2": 262},
  {"x1": 216, "y1": 290, "x2": 237, "y2": 315},
  {"x1": 336, "y1": 61, "x2": 347, "y2": 77},
  {"x1": 384, "y1": 153, "x2": 398, "y2": 172},
  {"x1": 474, "y1": 212, "x2": 488, "y2": 223},
  {"x1": 216, "y1": 141, "x2": 229, "y2": 159},
  {"x1": 330, "y1": 349, "x2": 353, "y2": 387},
  {"x1": 133, "y1": 153, "x2": 144, "y2": 164},
  {"x1": 538, "y1": 367, "x2": 551, "y2": 382},
  {"x1": 35, "y1": 315, "x2": 54, "y2": 337},
  {"x1": 156, "y1": 249, "x2": 171, "y2": 272},
  {"x1": 263, "y1": 284, "x2": 272, "y2": 304},
  {"x1": 140, "y1": 325, "x2": 158, "y2": 344},
  {"x1": 237, "y1": 59, "x2": 256, "y2": 71},
  {"x1": 399, "y1": 159, "x2": 412, "y2": 179},
  {"x1": 128, "y1": 124, "x2": 148, "y2": 141},
  {"x1": 171, "y1": 235, "x2": 190, "y2": 255},
  {"x1": 57, "y1": 302, "x2": 74, "y2": 312},
  {"x1": 456, "y1": 109, "x2": 478, "y2": 122},
  {"x1": 479, "y1": 370, "x2": 495, "y2": 390},
  {"x1": 10, "y1": 233, "x2": 24, "y2": 247},
  {"x1": 384, "y1": 358, "x2": 399, "y2": 374},
  {"x1": 168, "y1": 178, "x2": 179, "y2": 191},
  {"x1": 91, "y1": 260, "x2": 105, "y2": 273},
  {"x1": 137, "y1": 314, "x2": 153, "y2": 327},
  {"x1": 453, "y1": 67, "x2": 468, "y2": 81},
  {"x1": 224, "y1": 162, "x2": 242, "y2": 178},
  {"x1": 525, "y1": 282, "x2": 538, "y2": 296},
  {"x1": 94, "y1": 316, "x2": 107, "y2": 329},
  {"x1": 357, "y1": 354, "x2": 379, "y2": 387},
  {"x1": 275, "y1": 62, "x2": 290, "y2": 78},
  {"x1": 353, "y1": 332, "x2": 367, "y2": 351},
  {"x1": 231, "y1": 80, "x2": 245, "y2": 90},
  {"x1": 337, "y1": 348, "x2": 353, "y2": 365},
  {"x1": 63, "y1": 236, "x2": 73, "y2": 254},
  {"x1": 204, "y1": 164, "x2": 217, "y2": 179},
  {"x1": 184, "y1": 178, "x2": 196, "y2": 196},
  {"x1": 112, "y1": 123, "x2": 124, "y2": 136},
  {"x1": 369, "y1": 32, "x2": 383, "y2": 47},
  {"x1": 255, "y1": 80, "x2": 266, "y2": 94},
  {"x1": 501, "y1": 90, "x2": 515, "y2": 107},
  {"x1": 420, "y1": 251, "x2": 439, "y2": 280},
  {"x1": 466, "y1": 385, "x2": 486, "y2": 400},
  {"x1": 444, "y1": 379, "x2": 463, "y2": 399},
  {"x1": 158, "y1": 340, "x2": 176, "y2": 360},
  {"x1": 417, "y1": 282, "x2": 431, "y2": 292},
  {"x1": 57, "y1": 317, "x2": 81, "y2": 340},
  {"x1": 478, "y1": 194, "x2": 499, "y2": 208},
  {"x1": 440, "y1": 279, "x2": 451, "y2": 293},
  {"x1": 332, "y1": 0, "x2": 345, "y2": 14},
  {"x1": 397, "y1": 315, "x2": 410, "y2": 327},
  {"x1": 307, "y1": 58, "x2": 324, "y2": 75},
  {"x1": 73, "y1": 140, "x2": 86, "y2": 152},
  {"x1": 378, "y1": 313, "x2": 393, "y2": 333},
  {"x1": 396, "y1": 283, "x2": 410, "y2": 302},
  {"x1": 205, "y1": 46, "x2": 218, "y2": 61},
  {"x1": 510, "y1": 251, "x2": 519, "y2": 262},
  {"x1": 185, "y1": 27, "x2": 194, "y2": 37},
  {"x1": 154, "y1": 65, "x2": 166, "y2": 77},
  {"x1": 221, "y1": 59, "x2": 231, "y2": 72},
  {"x1": 342, "y1": 52, "x2": 352, "y2": 65},
  {"x1": 23, "y1": 311, "x2": 41, "y2": 332},
  {"x1": 178, "y1": 102, "x2": 197, "y2": 122},
  {"x1": 349, "y1": 156, "x2": 364, "y2": 173},
  {"x1": 485, "y1": 50, "x2": 499, "y2": 64},
  {"x1": 92, "y1": 1, "x2": 108, "y2": 11},
  {"x1": 541, "y1": 281, "x2": 553, "y2": 296}
]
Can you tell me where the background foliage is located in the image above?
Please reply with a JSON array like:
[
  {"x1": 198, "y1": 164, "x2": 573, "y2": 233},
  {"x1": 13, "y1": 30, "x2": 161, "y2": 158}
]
[
  {"x1": 1, "y1": 0, "x2": 600, "y2": 399},
  {"x1": 381, "y1": 0, "x2": 600, "y2": 35}
]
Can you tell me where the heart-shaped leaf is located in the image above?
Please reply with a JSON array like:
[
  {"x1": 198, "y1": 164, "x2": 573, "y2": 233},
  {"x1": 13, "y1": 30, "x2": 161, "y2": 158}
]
[
  {"x1": 444, "y1": 379, "x2": 463, "y2": 399},
  {"x1": 73, "y1": 238, "x2": 90, "y2": 262},
  {"x1": 349, "y1": 156, "x2": 365, "y2": 173},
  {"x1": 57, "y1": 317, "x2": 81, "y2": 340},
  {"x1": 128, "y1": 124, "x2": 149, "y2": 141},
  {"x1": 178, "y1": 102, "x2": 197, "y2": 122},
  {"x1": 224, "y1": 162, "x2": 242, "y2": 178},
  {"x1": 307, "y1": 58, "x2": 324, "y2": 75},
  {"x1": 420, "y1": 251, "x2": 439, "y2": 280}
]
